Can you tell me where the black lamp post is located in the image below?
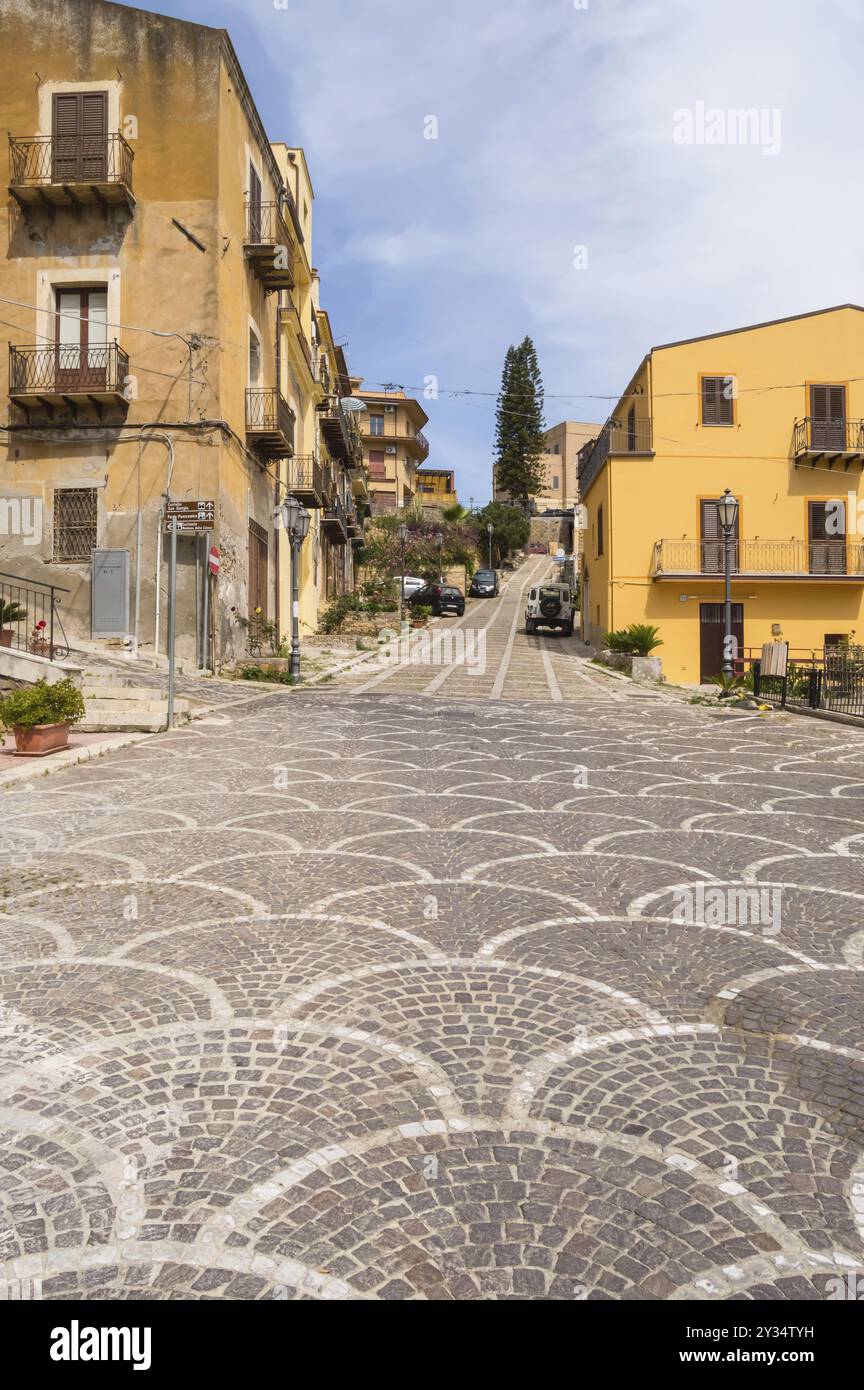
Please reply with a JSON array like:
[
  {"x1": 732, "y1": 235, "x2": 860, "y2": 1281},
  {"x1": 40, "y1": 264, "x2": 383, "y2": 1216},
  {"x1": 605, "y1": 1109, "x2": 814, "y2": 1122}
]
[
  {"x1": 399, "y1": 521, "x2": 409, "y2": 620},
  {"x1": 717, "y1": 488, "x2": 739, "y2": 679},
  {"x1": 435, "y1": 529, "x2": 444, "y2": 581},
  {"x1": 487, "y1": 521, "x2": 494, "y2": 569},
  {"x1": 281, "y1": 494, "x2": 311, "y2": 680}
]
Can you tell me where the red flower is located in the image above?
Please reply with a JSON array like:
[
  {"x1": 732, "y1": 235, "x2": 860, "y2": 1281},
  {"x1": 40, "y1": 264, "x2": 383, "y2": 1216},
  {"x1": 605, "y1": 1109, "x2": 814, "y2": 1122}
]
[{"x1": 35, "y1": 620, "x2": 46, "y2": 630}]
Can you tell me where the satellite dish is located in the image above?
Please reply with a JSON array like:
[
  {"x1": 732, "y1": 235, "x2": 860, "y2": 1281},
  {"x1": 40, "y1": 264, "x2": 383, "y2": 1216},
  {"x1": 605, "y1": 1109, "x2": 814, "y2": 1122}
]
[{"x1": 340, "y1": 397, "x2": 367, "y2": 413}]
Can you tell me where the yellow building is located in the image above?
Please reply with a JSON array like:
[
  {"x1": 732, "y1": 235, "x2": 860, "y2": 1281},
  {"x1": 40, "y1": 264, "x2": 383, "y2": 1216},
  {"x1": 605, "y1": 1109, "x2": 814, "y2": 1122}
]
[
  {"x1": 579, "y1": 305, "x2": 864, "y2": 683},
  {"x1": 417, "y1": 468, "x2": 458, "y2": 513},
  {"x1": 0, "y1": 0, "x2": 304, "y2": 668},
  {"x1": 494, "y1": 420, "x2": 600, "y2": 512},
  {"x1": 272, "y1": 148, "x2": 365, "y2": 635},
  {"x1": 355, "y1": 386, "x2": 429, "y2": 513}
]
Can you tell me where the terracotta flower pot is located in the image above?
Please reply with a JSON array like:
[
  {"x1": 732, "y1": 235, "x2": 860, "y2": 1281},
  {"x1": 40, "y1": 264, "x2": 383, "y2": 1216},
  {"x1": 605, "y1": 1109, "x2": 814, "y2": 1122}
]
[
  {"x1": 0, "y1": 629, "x2": 12, "y2": 648},
  {"x1": 12, "y1": 722, "x2": 70, "y2": 757}
]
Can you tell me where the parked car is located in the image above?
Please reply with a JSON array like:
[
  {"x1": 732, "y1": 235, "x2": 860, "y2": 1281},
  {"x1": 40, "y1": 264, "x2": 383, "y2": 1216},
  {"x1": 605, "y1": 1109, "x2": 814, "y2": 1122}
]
[
  {"x1": 408, "y1": 583, "x2": 465, "y2": 617},
  {"x1": 524, "y1": 583, "x2": 574, "y2": 636},
  {"x1": 401, "y1": 575, "x2": 427, "y2": 598},
  {"x1": 469, "y1": 569, "x2": 499, "y2": 597},
  {"x1": 526, "y1": 541, "x2": 549, "y2": 554}
]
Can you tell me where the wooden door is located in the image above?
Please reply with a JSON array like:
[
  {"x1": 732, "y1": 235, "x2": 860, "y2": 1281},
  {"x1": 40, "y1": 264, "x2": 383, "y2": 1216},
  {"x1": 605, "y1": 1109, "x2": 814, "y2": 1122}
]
[
  {"x1": 699, "y1": 499, "x2": 739, "y2": 575},
  {"x1": 810, "y1": 384, "x2": 846, "y2": 451},
  {"x1": 809, "y1": 500, "x2": 847, "y2": 574},
  {"x1": 52, "y1": 91, "x2": 107, "y2": 183},
  {"x1": 55, "y1": 289, "x2": 108, "y2": 391},
  {"x1": 248, "y1": 519, "x2": 269, "y2": 618},
  {"x1": 699, "y1": 603, "x2": 744, "y2": 682}
]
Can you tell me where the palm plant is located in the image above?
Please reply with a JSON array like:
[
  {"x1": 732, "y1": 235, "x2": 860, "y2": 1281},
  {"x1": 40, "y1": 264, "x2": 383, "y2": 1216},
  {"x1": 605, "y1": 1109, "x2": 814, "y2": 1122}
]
[{"x1": 0, "y1": 599, "x2": 27, "y2": 627}]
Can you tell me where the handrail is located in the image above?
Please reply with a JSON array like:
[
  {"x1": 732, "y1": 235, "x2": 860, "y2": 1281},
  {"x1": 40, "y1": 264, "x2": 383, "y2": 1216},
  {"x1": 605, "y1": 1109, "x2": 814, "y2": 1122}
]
[{"x1": 0, "y1": 570, "x2": 70, "y2": 661}]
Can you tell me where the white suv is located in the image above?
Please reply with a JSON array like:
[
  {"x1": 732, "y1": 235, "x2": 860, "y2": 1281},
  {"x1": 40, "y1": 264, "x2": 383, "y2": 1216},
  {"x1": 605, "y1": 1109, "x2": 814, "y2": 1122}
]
[{"x1": 525, "y1": 583, "x2": 574, "y2": 636}]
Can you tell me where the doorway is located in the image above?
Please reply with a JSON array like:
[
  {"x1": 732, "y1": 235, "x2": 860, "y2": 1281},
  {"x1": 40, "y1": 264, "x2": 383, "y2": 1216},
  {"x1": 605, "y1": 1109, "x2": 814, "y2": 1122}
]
[{"x1": 699, "y1": 602, "x2": 743, "y2": 682}]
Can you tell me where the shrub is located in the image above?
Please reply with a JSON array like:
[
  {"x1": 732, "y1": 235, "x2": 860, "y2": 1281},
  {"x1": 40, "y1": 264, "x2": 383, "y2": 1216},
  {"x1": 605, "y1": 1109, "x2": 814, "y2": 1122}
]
[
  {"x1": 0, "y1": 677, "x2": 85, "y2": 736},
  {"x1": 236, "y1": 665, "x2": 296, "y2": 685},
  {"x1": 602, "y1": 624, "x2": 663, "y2": 656}
]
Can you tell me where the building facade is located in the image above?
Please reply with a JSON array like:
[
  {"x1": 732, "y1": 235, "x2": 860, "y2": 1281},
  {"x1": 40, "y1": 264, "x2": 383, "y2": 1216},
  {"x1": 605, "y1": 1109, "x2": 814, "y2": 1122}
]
[
  {"x1": 492, "y1": 420, "x2": 600, "y2": 513},
  {"x1": 355, "y1": 387, "x2": 429, "y2": 513},
  {"x1": 0, "y1": 0, "x2": 363, "y2": 667},
  {"x1": 417, "y1": 468, "x2": 458, "y2": 513},
  {"x1": 578, "y1": 305, "x2": 864, "y2": 683}
]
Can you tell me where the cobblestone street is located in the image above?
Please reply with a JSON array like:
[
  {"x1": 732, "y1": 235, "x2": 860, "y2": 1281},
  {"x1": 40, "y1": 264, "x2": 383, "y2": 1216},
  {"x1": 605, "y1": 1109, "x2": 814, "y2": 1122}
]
[{"x1": 2, "y1": 578, "x2": 864, "y2": 1300}]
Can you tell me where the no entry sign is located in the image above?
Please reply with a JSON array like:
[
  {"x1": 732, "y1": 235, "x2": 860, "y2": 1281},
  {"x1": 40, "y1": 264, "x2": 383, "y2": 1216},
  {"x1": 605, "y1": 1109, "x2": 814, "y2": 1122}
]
[{"x1": 208, "y1": 545, "x2": 220, "y2": 576}]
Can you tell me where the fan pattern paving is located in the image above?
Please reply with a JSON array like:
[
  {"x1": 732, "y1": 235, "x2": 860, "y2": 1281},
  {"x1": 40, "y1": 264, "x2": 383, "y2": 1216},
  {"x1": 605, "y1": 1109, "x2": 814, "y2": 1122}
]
[{"x1": 1, "y1": 685, "x2": 864, "y2": 1300}]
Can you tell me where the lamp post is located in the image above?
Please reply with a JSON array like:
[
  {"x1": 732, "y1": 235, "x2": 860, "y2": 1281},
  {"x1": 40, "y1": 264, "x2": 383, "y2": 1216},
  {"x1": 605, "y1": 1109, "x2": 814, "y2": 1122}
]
[
  {"x1": 435, "y1": 529, "x2": 444, "y2": 582},
  {"x1": 487, "y1": 521, "x2": 494, "y2": 569},
  {"x1": 399, "y1": 521, "x2": 409, "y2": 621},
  {"x1": 717, "y1": 488, "x2": 739, "y2": 680},
  {"x1": 280, "y1": 494, "x2": 311, "y2": 680}
]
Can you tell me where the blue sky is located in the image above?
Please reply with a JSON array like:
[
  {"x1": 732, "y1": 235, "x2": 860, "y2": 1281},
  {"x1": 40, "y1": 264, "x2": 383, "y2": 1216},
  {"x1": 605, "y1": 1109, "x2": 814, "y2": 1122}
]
[{"x1": 140, "y1": 0, "x2": 862, "y2": 505}]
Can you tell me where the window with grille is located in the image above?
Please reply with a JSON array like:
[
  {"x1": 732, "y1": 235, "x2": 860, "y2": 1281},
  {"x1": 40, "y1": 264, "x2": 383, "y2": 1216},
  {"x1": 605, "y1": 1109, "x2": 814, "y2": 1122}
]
[{"x1": 53, "y1": 487, "x2": 98, "y2": 561}]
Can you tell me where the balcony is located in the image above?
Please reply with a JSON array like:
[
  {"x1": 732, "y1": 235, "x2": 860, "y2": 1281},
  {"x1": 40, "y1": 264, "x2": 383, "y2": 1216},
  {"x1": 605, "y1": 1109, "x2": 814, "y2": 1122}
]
[
  {"x1": 285, "y1": 454, "x2": 324, "y2": 507},
  {"x1": 363, "y1": 424, "x2": 430, "y2": 460},
  {"x1": 246, "y1": 388, "x2": 295, "y2": 458},
  {"x1": 793, "y1": 417, "x2": 864, "y2": 467},
  {"x1": 244, "y1": 200, "x2": 295, "y2": 290},
  {"x1": 8, "y1": 342, "x2": 130, "y2": 419},
  {"x1": 321, "y1": 494, "x2": 348, "y2": 543},
  {"x1": 651, "y1": 537, "x2": 864, "y2": 580},
  {"x1": 320, "y1": 400, "x2": 363, "y2": 468},
  {"x1": 8, "y1": 133, "x2": 135, "y2": 212},
  {"x1": 578, "y1": 416, "x2": 654, "y2": 496}
]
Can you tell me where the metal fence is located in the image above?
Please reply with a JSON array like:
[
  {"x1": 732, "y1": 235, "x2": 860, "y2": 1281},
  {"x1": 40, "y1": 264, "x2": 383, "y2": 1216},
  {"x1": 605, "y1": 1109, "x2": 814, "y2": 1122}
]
[
  {"x1": 753, "y1": 650, "x2": 864, "y2": 718},
  {"x1": 0, "y1": 570, "x2": 70, "y2": 661}
]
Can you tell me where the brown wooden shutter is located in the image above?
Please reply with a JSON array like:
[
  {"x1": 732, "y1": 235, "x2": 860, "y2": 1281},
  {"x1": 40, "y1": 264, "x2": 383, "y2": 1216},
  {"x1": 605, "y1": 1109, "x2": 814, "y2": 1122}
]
[
  {"x1": 249, "y1": 164, "x2": 262, "y2": 241},
  {"x1": 52, "y1": 93, "x2": 82, "y2": 182},
  {"x1": 810, "y1": 384, "x2": 846, "y2": 449},
  {"x1": 702, "y1": 376, "x2": 733, "y2": 426},
  {"x1": 700, "y1": 498, "x2": 738, "y2": 573},
  {"x1": 80, "y1": 92, "x2": 108, "y2": 179}
]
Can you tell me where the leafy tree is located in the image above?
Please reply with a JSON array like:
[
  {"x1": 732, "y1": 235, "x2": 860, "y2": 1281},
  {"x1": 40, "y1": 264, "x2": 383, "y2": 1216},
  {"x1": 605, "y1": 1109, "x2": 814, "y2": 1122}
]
[
  {"x1": 476, "y1": 501, "x2": 530, "y2": 566},
  {"x1": 494, "y1": 336, "x2": 546, "y2": 510}
]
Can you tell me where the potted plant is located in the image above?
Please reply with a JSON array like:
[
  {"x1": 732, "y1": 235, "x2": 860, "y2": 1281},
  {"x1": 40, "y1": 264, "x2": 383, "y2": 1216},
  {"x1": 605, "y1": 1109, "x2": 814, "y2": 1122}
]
[
  {"x1": 0, "y1": 677, "x2": 85, "y2": 756},
  {"x1": 0, "y1": 599, "x2": 26, "y2": 648},
  {"x1": 28, "y1": 619, "x2": 50, "y2": 658},
  {"x1": 410, "y1": 604, "x2": 433, "y2": 629}
]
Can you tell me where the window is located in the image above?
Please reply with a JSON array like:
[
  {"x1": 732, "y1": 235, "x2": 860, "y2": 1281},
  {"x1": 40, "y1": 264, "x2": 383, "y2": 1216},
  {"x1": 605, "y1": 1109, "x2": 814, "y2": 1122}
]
[
  {"x1": 627, "y1": 405, "x2": 637, "y2": 450},
  {"x1": 809, "y1": 500, "x2": 847, "y2": 574},
  {"x1": 52, "y1": 91, "x2": 108, "y2": 182},
  {"x1": 369, "y1": 414, "x2": 384, "y2": 436},
  {"x1": 248, "y1": 328, "x2": 262, "y2": 386},
  {"x1": 551, "y1": 475, "x2": 560, "y2": 490},
  {"x1": 248, "y1": 162, "x2": 262, "y2": 241},
  {"x1": 825, "y1": 633, "x2": 848, "y2": 649},
  {"x1": 810, "y1": 384, "x2": 846, "y2": 450},
  {"x1": 53, "y1": 487, "x2": 97, "y2": 562},
  {"x1": 55, "y1": 287, "x2": 108, "y2": 389},
  {"x1": 701, "y1": 376, "x2": 734, "y2": 427},
  {"x1": 597, "y1": 504, "x2": 604, "y2": 556},
  {"x1": 699, "y1": 498, "x2": 739, "y2": 574},
  {"x1": 552, "y1": 444, "x2": 560, "y2": 455}
]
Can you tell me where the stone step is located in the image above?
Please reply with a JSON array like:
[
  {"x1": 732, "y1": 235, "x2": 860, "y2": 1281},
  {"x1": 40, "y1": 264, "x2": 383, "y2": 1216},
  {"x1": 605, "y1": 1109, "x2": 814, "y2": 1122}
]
[
  {"x1": 83, "y1": 696, "x2": 190, "y2": 715},
  {"x1": 81, "y1": 675, "x2": 162, "y2": 693},
  {"x1": 78, "y1": 710, "x2": 190, "y2": 733}
]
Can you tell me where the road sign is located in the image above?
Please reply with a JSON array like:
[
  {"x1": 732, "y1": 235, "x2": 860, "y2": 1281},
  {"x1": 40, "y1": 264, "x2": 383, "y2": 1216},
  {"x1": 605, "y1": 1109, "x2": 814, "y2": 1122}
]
[
  {"x1": 208, "y1": 545, "x2": 220, "y2": 576},
  {"x1": 164, "y1": 500, "x2": 215, "y2": 534}
]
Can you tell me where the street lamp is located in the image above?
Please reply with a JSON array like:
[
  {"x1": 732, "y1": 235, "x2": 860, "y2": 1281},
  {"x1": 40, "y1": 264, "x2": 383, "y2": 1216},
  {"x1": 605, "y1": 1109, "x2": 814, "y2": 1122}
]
[
  {"x1": 281, "y1": 494, "x2": 311, "y2": 680},
  {"x1": 435, "y1": 529, "x2": 444, "y2": 581},
  {"x1": 717, "y1": 488, "x2": 739, "y2": 680},
  {"x1": 486, "y1": 521, "x2": 494, "y2": 569},
  {"x1": 398, "y1": 521, "x2": 409, "y2": 620}
]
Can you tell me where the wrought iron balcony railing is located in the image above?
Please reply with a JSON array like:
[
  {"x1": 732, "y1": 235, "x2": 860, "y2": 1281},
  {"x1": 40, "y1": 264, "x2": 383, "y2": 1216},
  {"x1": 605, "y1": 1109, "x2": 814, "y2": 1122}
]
[
  {"x1": 651, "y1": 537, "x2": 864, "y2": 578},
  {"x1": 9, "y1": 342, "x2": 130, "y2": 399},
  {"x1": 8, "y1": 133, "x2": 134, "y2": 207},
  {"x1": 285, "y1": 454, "x2": 324, "y2": 507},
  {"x1": 793, "y1": 417, "x2": 864, "y2": 459},
  {"x1": 321, "y1": 400, "x2": 363, "y2": 467},
  {"x1": 322, "y1": 494, "x2": 348, "y2": 541},
  {"x1": 246, "y1": 387, "x2": 295, "y2": 457},
  {"x1": 244, "y1": 200, "x2": 294, "y2": 289},
  {"x1": 578, "y1": 416, "x2": 653, "y2": 496}
]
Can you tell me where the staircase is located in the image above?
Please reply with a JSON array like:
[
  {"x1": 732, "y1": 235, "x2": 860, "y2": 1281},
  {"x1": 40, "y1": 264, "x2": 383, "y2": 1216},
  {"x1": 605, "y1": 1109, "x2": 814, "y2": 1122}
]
[{"x1": 79, "y1": 671, "x2": 191, "y2": 732}]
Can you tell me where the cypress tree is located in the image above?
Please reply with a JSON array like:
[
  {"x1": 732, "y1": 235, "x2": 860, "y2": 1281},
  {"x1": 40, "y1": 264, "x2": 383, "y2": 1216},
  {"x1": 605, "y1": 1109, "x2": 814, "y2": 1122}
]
[{"x1": 493, "y1": 336, "x2": 546, "y2": 511}]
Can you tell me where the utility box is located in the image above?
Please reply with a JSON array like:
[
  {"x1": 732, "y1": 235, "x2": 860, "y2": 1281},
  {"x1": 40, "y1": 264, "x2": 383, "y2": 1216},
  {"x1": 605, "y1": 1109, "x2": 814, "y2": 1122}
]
[{"x1": 91, "y1": 548, "x2": 130, "y2": 638}]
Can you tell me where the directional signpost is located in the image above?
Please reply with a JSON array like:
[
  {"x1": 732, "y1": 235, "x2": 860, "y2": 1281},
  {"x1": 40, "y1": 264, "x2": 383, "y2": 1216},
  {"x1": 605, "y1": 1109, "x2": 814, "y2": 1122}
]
[{"x1": 164, "y1": 499, "x2": 215, "y2": 534}]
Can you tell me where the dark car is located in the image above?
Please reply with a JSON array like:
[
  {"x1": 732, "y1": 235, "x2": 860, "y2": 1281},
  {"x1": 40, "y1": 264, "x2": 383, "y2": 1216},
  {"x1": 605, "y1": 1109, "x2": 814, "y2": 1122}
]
[
  {"x1": 469, "y1": 569, "x2": 499, "y2": 598},
  {"x1": 408, "y1": 583, "x2": 465, "y2": 616}
]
